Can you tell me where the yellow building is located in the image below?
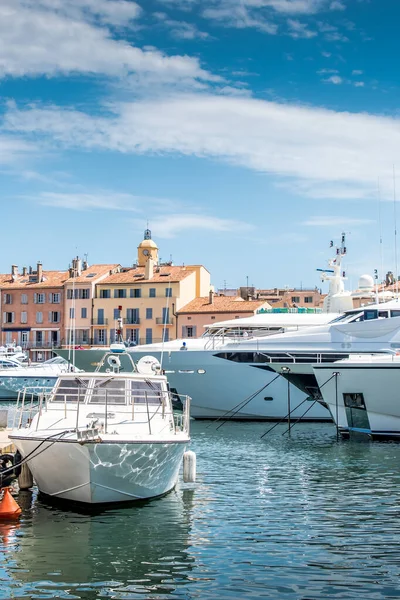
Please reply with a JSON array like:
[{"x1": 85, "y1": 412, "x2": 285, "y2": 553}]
[{"x1": 93, "y1": 230, "x2": 211, "y2": 345}]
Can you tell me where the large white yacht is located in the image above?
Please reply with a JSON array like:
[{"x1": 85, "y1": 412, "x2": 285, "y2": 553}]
[
  {"x1": 264, "y1": 300, "x2": 400, "y2": 401},
  {"x1": 313, "y1": 353, "x2": 400, "y2": 439}
]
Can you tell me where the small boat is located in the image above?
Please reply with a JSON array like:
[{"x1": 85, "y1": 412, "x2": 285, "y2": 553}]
[
  {"x1": 9, "y1": 352, "x2": 191, "y2": 504},
  {"x1": 0, "y1": 357, "x2": 75, "y2": 400}
]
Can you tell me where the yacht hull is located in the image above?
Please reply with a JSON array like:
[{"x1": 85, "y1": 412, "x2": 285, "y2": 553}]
[
  {"x1": 314, "y1": 363, "x2": 400, "y2": 437},
  {"x1": 11, "y1": 438, "x2": 187, "y2": 503}
]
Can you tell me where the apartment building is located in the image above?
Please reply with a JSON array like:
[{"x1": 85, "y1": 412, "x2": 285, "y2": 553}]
[
  {"x1": 92, "y1": 230, "x2": 211, "y2": 345},
  {"x1": 64, "y1": 258, "x2": 120, "y2": 346},
  {"x1": 0, "y1": 263, "x2": 68, "y2": 360}
]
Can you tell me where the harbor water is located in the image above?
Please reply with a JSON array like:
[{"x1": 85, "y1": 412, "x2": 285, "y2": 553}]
[{"x1": 1, "y1": 420, "x2": 400, "y2": 599}]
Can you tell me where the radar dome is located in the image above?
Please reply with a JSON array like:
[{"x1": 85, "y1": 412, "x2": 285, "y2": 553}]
[{"x1": 358, "y1": 274, "x2": 374, "y2": 290}]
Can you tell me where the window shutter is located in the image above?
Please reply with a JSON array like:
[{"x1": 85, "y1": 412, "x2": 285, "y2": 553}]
[
  {"x1": 34, "y1": 293, "x2": 37, "y2": 304},
  {"x1": 49, "y1": 311, "x2": 52, "y2": 323},
  {"x1": 12, "y1": 312, "x2": 15, "y2": 323}
]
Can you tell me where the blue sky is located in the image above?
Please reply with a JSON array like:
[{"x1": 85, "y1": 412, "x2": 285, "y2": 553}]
[{"x1": 1, "y1": 0, "x2": 399, "y2": 291}]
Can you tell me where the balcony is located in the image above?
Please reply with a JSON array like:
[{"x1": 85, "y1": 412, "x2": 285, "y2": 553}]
[
  {"x1": 23, "y1": 341, "x2": 62, "y2": 349},
  {"x1": 91, "y1": 319, "x2": 109, "y2": 325},
  {"x1": 156, "y1": 317, "x2": 174, "y2": 325},
  {"x1": 123, "y1": 318, "x2": 141, "y2": 325}
]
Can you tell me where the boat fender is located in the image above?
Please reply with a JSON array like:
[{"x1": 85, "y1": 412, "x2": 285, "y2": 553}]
[
  {"x1": 18, "y1": 462, "x2": 34, "y2": 491},
  {"x1": 183, "y1": 450, "x2": 196, "y2": 483}
]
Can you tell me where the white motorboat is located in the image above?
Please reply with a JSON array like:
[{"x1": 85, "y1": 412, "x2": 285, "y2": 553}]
[
  {"x1": 0, "y1": 356, "x2": 75, "y2": 399},
  {"x1": 10, "y1": 352, "x2": 191, "y2": 504},
  {"x1": 313, "y1": 353, "x2": 400, "y2": 439}
]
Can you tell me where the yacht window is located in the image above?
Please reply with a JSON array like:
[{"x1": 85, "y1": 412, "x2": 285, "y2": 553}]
[
  {"x1": 90, "y1": 379, "x2": 126, "y2": 404},
  {"x1": 131, "y1": 380, "x2": 162, "y2": 404},
  {"x1": 364, "y1": 309, "x2": 378, "y2": 321},
  {"x1": 391, "y1": 310, "x2": 400, "y2": 318},
  {"x1": 378, "y1": 311, "x2": 389, "y2": 319},
  {"x1": 53, "y1": 378, "x2": 90, "y2": 402}
]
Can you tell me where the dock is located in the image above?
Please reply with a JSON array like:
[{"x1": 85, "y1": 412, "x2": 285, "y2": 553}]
[{"x1": 0, "y1": 429, "x2": 14, "y2": 453}]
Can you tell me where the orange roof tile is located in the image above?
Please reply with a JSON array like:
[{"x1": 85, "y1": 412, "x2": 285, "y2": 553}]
[
  {"x1": 178, "y1": 296, "x2": 268, "y2": 314},
  {"x1": 66, "y1": 264, "x2": 120, "y2": 283},
  {"x1": 0, "y1": 270, "x2": 69, "y2": 289},
  {"x1": 100, "y1": 265, "x2": 194, "y2": 284}
]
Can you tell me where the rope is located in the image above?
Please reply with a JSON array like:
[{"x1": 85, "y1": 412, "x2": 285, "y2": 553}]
[{"x1": 208, "y1": 375, "x2": 281, "y2": 431}]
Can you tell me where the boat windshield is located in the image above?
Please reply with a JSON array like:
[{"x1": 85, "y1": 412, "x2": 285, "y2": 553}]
[
  {"x1": 52, "y1": 378, "x2": 92, "y2": 403},
  {"x1": 90, "y1": 379, "x2": 126, "y2": 404}
]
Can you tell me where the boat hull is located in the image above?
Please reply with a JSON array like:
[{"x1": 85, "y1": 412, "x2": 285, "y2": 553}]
[{"x1": 11, "y1": 438, "x2": 187, "y2": 503}]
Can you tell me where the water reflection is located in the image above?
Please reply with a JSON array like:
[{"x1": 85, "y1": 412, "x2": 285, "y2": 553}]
[{"x1": 2, "y1": 487, "x2": 196, "y2": 599}]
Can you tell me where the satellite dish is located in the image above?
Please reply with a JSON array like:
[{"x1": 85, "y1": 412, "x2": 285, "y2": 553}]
[
  {"x1": 107, "y1": 355, "x2": 121, "y2": 369},
  {"x1": 137, "y1": 355, "x2": 162, "y2": 375}
]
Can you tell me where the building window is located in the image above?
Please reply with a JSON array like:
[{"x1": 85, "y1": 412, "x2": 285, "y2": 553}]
[
  {"x1": 163, "y1": 328, "x2": 169, "y2": 342},
  {"x1": 50, "y1": 293, "x2": 61, "y2": 303},
  {"x1": 304, "y1": 296, "x2": 313, "y2": 304},
  {"x1": 34, "y1": 293, "x2": 45, "y2": 304},
  {"x1": 187, "y1": 317, "x2": 192, "y2": 320},
  {"x1": 81, "y1": 307, "x2": 87, "y2": 319},
  {"x1": 81, "y1": 289, "x2": 90, "y2": 299},
  {"x1": 130, "y1": 289, "x2": 141, "y2": 298},
  {"x1": 69, "y1": 308, "x2": 75, "y2": 319},
  {"x1": 149, "y1": 288, "x2": 156, "y2": 298},
  {"x1": 146, "y1": 328, "x2": 152, "y2": 344},
  {"x1": 50, "y1": 311, "x2": 60, "y2": 323},
  {"x1": 114, "y1": 289, "x2": 127, "y2": 298},
  {"x1": 3, "y1": 294, "x2": 12, "y2": 305},
  {"x1": 36, "y1": 311, "x2": 43, "y2": 324},
  {"x1": 21, "y1": 294, "x2": 28, "y2": 304},
  {"x1": 36, "y1": 331, "x2": 43, "y2": 344},
  {"x1": 211, "y1": 316, "x2": 216, "y2": 320},
  {"x1": 21, "y1": 311, "x2": 27, "y2": 324},
  {"x1": 187, "y1": 327, "x2": 194, "y2": 337},
  {"x1": 113, "y1": 308, "x2": 120, "y2": 320},
  {"x1": 291, "y1": 296, "x2": 300, "y2": 303},
  {"x1": 165, "y1": 288, "x2": 172, "y2": 298},
  {"x1": 3, "y1": 312, "x2": 14, "y2": 324},
  {"x1": 146, "y1": 308, "x2": 153, "y2": 319},
  {"x1": 100, "y1": 289, "x2": 111, "y2": 299},
  {"x1": 98, "y1": 329, "x2": 106, "y2": 343}
]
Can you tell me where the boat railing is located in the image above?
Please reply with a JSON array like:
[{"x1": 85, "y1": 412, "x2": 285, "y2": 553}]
[{"x1": 12, "y1": 385, "x2": 191, "y2": 437}]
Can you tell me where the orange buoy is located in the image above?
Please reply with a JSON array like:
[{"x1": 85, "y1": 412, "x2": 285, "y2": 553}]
[{"x1": 0, "y1": 488, "x2": 22, "y2": 519}]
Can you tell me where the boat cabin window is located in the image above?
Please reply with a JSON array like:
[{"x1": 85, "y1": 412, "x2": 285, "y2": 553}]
[
  {"x1": 391, "y1": 310, "x2": 400, "y2": 318},
  {"x1": 364, "y1": 309, "x2": 378, "y2": 321},
  {"x1": 90, "y1": 379, "x2": 126, "y2": 404},
  {"x1": 131, "y1": 380, "x2": 163, "y2": 404},
  {"x1": 53, "y1": 378, "x2": 91, "y2": 403}
]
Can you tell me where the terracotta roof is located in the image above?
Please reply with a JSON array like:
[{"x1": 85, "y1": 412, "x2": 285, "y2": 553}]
[
  {"x1": 0, "y1": 270, "x2": 69, "y2": 289},
  {"x1": 66, "y1": 264, "x2": 120, "y2": 283},
  {"x1": 100, "y1": 265, "x2": 195, "y2": 284},
  {"x1": 178, "y1": 296, "x2": 268, "y2": 314}
]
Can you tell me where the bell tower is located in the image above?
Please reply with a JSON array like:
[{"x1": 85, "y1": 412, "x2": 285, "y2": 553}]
[{"x1": 137, "y1": 228, "x2": 159, "y2": 267}]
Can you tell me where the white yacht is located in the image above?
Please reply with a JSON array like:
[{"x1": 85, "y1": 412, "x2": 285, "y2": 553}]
[
  {"x1": 313, "y1": 353, "x2": 400, "y2": 439},
  {"x1": 263, "y1": 300, "x2": 400, "y2": 400},
  {"x1": 0, "y1": 357, "x2": 75, "y2": 399},
  {"x1": 10, "y1": 353, "x2": 191, "y2": 504}
]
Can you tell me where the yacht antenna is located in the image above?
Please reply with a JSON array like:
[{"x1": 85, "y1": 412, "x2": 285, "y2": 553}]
[
  {"x1": 394, "y1": 165, "x2": 399, "y2": 296},
  {"x1": 378, "y1": 178, "x2": 384, "y2": 292}
]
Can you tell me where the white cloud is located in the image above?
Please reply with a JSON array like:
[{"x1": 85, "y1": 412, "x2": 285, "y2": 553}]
[
  {"x1": 287, "y1": 19, "x2": 317, "y2": 38},
  {"x1": 354, "y1": 81, "x2": 365, "y2": 87},
  {"x1": 30, "y1": 191, "x2": 145, "y2": 211},
  {"x1": 303, "y1": 216, "x2": 374, "y2": 226},
  {"x1": 6, "y1": 94, "x2": 400, "y2": 202},
  {"x1": 259, "y1": 0, "x2": 323, "y2": 13},
  {"x1": 0, "y1": 0, "x2": 214, "y2": 85},
  {"x1": 352, "y1": 69, "x2": 363, "y2": 75},
  {"x1": 329, "y1": 0, "x2": 346, "y2": 10},
  {"x1": 321, "y1": 51, "x2": 332, "y2": 57},
  {"x1": 323, "y1": 75, "x2": 343, "y2": 84},
  {"x1": 317, "y1": 68, "x2": 339, "y2": 74},
  {"x1": 203, "y1": 6, "x2": 277, "y2": 34},
  {"x1": 154, "y1": 14, "x2": 211, "y2": 40},
  {"x1": 137, "y1": 214, "x2": 254, "y2": 238}
]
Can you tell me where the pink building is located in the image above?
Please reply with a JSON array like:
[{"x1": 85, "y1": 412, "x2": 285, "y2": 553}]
[
  {"x1": 0, "y1": 263, "x2": 68, "y2": 361},
  {"x1": 176, "y1": 293, "x2": 270, "y2": 338}
]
